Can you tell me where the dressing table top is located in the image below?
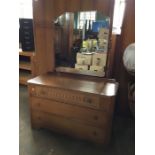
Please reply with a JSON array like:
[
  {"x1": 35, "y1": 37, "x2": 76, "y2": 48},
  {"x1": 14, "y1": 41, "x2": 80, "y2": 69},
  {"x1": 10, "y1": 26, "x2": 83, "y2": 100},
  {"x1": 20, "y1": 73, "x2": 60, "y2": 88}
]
[{"x1": 28, "y1": 72, "x2": 118, "y2": 97}]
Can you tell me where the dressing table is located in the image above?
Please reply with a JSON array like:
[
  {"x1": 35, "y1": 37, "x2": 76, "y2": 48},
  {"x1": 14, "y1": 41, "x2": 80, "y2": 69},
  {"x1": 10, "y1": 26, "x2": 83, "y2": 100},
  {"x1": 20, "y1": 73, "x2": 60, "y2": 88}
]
[{"x1": 28, "y1": 0, "x2": 118, "y2": 145}]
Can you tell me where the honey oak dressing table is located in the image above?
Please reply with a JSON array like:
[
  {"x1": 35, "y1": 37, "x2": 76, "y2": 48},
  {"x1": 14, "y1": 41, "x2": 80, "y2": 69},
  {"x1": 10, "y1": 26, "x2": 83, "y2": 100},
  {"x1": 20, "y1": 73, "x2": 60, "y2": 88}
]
[{"x1": 28, "y1": 0, "x2": 118, "y2": 145}]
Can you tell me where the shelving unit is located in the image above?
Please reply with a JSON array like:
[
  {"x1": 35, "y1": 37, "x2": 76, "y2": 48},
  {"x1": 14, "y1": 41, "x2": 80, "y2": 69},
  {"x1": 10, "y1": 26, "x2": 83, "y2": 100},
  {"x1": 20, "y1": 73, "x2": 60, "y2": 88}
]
[
  {"x1": 19, "y1": 70, "x2": 32, "y2": 85},
  {"x1": 19, "y1": 51, "x2": 35, "y2": 85},
  {"x1": 19, "y1": 61, "x2": 32, "y2": 70}
]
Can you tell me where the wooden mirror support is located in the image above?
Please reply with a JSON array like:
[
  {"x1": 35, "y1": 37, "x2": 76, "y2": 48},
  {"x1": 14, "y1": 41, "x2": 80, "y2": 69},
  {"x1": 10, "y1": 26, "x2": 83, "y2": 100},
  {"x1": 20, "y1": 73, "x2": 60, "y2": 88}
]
[{"x1": 33, "y1": 0, "x2": 115, "y2": 78}]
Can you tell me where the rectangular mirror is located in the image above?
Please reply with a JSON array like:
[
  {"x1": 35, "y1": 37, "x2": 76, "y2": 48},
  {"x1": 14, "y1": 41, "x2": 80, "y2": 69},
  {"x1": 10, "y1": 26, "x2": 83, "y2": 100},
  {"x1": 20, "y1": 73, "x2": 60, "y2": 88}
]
[{"x1": 54, "y1": 11, "x2": 111, "y2": 77}]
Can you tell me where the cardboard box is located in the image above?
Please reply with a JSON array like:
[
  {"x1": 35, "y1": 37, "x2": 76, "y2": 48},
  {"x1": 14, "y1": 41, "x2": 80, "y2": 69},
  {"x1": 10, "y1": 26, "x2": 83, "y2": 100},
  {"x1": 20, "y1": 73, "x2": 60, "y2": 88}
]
[
  {"x1": 76, "y1": 53, "x2": 93, "y2": 65},
  {"x1": 77, "y1": 58, "x2": 86, "y2": 65},
  {"x1": 92, "y1": 52, "x2": 107, "y2": 67},
  {"x1": 75, "y1": 64, "x2": 88, "y2": 71},
  {"x1": 98, "y1": 28, "x2": 109, "y2": 39},
  {"x1": 98, "y1": 39, "x2": 108, "y2": 47},
  {"x1": 98, "y1": 39, "x2": 108, "y2": 52},
  {"x1": 99, "y1": 28, "x2": 109, "y2": 34},
  {"x1": 98, "y1": 34, "x2": 109, "y2": 40},
  {"x1": 89, "y1": 65, "x2": 104, "y2": 72}
]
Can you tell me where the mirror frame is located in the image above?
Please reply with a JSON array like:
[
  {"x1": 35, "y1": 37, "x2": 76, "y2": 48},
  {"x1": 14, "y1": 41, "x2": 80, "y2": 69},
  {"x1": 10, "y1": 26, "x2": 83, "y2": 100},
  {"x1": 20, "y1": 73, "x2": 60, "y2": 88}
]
[{"x1": 33, "y1": 0, "x2": 115, "y2": 77}]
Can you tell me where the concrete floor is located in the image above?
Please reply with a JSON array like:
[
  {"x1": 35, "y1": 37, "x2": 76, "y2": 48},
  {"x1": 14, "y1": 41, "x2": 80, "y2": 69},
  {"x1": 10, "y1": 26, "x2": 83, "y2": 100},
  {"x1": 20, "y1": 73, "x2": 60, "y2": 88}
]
[{"x1": 19, "y1": 85, "x2": 135, "y2": 155}]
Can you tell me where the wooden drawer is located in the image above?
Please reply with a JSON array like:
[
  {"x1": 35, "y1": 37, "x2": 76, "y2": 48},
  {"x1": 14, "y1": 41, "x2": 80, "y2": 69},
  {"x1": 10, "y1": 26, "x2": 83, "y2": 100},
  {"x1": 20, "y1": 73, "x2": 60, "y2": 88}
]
[
  {"x1": 28, "y1": 73, "x2": 118, "y2": 145},
  {"x1": 29, "y1": 85, "x2": 101, "y2": 110},
  {"x1": 31, "y1": 111, "x2": 110, "y2": 144},
  {"x1": 30, "y1": 97, "x2": 112, "y2": 128}
]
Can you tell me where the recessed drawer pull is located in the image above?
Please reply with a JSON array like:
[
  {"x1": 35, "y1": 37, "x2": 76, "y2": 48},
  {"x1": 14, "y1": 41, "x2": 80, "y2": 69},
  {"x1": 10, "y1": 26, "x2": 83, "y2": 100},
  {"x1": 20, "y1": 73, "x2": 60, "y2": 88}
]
[
  {"x1": 40, "y1": 90, "x2": 47, "y2": 95},
  {"x1": 37, "y1": 103, "x2": 41, "y2": 107},
  {"x1": 84, "y1": 98, "x2": 92, "y2": 104},
  {"x1": 93, "y1": 131, "x2": 97, "y2": 136},
  {"x1": 93, "y1": 115, "x2": 98, "y2": 120},
  {"x1": 30, "y1": 87, "x2": 36, "y2": 95},
  {"x1": 37, "y1": 116, "x2": 41, "y2": 120},
  {"x1": 31, "y1": 87, "x2": 35, "y2": 92}
]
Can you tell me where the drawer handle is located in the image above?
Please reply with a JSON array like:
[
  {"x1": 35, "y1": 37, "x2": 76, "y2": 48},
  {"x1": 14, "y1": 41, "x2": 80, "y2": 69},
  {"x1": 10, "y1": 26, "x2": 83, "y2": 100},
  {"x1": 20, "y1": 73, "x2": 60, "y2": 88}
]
[
  {"x1": 93, "y1": 131, "x2": 97, "y2": 136},
  {"x1": 37, "y1": 103, "x2": 41, "y2": 107},
  {"x1": 93, "y1": 115, "x2": 98, "y2": 120},
  {"x1": 40, "y1": 90, "x2": 47, "y2": 95},
  {"x1": 37, "y1": 116, "x2": 41, "y2": 120},
  {"x1": 31, "y1": 87, "x2": 35, "y2": 92},
  {"x1": 30, "y1": 88, "x2": 36, "y2": 95},
  {"x1": 84, "y1": 98, "x2": 92, "y2": 104}
]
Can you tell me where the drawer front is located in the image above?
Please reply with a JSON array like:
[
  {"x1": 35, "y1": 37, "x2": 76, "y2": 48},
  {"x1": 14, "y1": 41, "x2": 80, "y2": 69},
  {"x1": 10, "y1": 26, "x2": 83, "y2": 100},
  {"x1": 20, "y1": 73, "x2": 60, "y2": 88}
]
[
  {"x1": 30, "y1": 97, "x2": 112, "y2": 128},
  {"x1": 20, "y1": 19, "x2": 33, "y2": 27},
  {"x1": 31, "y1": 111, "x2": 110, "y2": 144},
  {"x1": 29, "y1": 85, "x2": 100, "y2": 110},
  {"x1": 23, "y1": 36, "x2": 34, "y2": 41}
]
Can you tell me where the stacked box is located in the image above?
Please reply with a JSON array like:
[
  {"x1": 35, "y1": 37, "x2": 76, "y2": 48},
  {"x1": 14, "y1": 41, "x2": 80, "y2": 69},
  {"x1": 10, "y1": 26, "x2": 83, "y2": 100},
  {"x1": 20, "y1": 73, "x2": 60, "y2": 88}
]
[
  {"x1": 92, "y1": 52, "x2": 107, "y2": 67},
  {"x1": 98, "y1": 28, "x2": 109, "y2": 52},
  {"x1": 98, "y1": 28, "x2": 109, "y2": 39},
  {"x1": 98, "y1": 39, "x2": 108, "y2": 51},
  {"x1": 89, "y1": 66, "x2": 104, "y2": 72},
  {"x1": 76, "y1": 57, "x2": 86, "y2": 65},
  {"x1": 75, "y1": 53, "x2": 93, "y2": 71},
  {"x1": 75, "y1": 52, "x2": 107, "y2": 73},
  {"x1": 75, "y1": 64, "x2": 88, "y2": 71},
  {"x1": 88, "y1": 52, "x2": 107, "y2": 73},
  {"x1": 76, "y1": 53, "x2": 92, "y2": 65}
]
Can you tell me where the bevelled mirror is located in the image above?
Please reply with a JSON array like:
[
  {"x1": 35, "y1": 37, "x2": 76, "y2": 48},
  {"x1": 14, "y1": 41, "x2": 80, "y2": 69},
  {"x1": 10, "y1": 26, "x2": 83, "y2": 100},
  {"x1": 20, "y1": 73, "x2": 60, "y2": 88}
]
[{"x1": 54, "y1": 11, "x2": 111, "y2": 77}]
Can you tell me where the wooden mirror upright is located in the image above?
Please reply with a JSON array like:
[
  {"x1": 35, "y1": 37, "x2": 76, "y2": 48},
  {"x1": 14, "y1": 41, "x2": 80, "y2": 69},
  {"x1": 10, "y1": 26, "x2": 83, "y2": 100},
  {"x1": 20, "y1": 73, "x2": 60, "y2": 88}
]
[{"x1": 33, "y1": 0, "x2": 116, "y2": 77}]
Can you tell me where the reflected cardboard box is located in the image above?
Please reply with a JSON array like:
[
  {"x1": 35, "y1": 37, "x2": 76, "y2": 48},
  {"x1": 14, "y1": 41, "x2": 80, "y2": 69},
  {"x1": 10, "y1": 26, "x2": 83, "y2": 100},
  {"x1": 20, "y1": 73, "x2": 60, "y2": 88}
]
[
  {"x1": 75, "y1": 64, "x2": 88, "y2": 71},
  {"x1": 76, "y1": 53, "x2": 93, "y2": 65},
  {"x1": 89, "y1": 65, "x2": 104, "y2": 72},
  {"x1": 98, "y1": 28, "x2": 109, "y2": 39},
  {"x1": 92, "y1": 52, "x2": 107, "y2": 67}
]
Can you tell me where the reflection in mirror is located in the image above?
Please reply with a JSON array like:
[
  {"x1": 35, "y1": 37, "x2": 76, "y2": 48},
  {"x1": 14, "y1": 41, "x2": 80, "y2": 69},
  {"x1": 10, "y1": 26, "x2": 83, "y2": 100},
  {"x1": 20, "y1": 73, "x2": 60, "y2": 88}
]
[{"x1": 54, "y1": 11, "x2": 110, "y2": 77}]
